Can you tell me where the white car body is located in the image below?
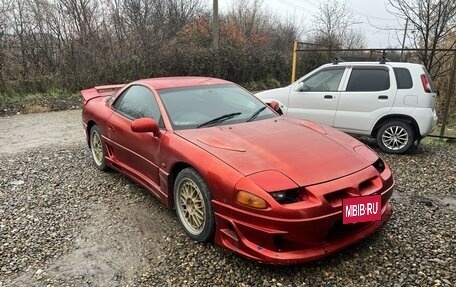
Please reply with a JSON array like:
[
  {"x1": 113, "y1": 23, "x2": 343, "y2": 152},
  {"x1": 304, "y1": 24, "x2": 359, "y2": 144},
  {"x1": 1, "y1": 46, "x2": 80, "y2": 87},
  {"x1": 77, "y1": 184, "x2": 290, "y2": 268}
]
[{"x1": 256, "y1": 62, "x2": 438, "y2": 154}]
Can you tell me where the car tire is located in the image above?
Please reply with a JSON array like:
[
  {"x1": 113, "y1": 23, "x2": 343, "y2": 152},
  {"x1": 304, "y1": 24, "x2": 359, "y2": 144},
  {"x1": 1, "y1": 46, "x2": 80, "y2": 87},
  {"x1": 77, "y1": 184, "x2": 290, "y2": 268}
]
[
  {"x1": 376, "y1": 121, "x2": 415, "y2": 154},
  {"x1": 89, "y1": 125, "x2": 108, "y2": 170},
  {"x1": 174, "y1": 168, "x2": 215, "y2": 242}
]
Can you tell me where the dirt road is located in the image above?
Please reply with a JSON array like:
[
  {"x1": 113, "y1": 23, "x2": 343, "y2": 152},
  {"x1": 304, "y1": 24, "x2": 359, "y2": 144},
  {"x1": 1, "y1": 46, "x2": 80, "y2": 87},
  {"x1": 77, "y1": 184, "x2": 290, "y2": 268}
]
[
  {"x1": 0, "y1": 110, "x2": 84, "y2": 154},
  {"x1": 1, "y1": 110, "x2": 171, "y2": 286}
]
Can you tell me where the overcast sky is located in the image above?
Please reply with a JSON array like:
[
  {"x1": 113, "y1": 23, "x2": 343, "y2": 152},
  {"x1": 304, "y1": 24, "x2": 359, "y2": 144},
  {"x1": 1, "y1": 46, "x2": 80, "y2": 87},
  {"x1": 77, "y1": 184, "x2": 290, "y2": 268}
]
[{"x1": 211, "y1": 0, "x2": 407, "y2": 48}]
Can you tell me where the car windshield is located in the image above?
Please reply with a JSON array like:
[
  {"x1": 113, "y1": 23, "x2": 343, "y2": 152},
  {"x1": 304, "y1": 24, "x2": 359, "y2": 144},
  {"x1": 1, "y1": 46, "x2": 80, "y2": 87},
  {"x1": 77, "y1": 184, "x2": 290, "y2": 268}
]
[{"x1": 158, "y1": 84, "x2": 277, "y2": 130}]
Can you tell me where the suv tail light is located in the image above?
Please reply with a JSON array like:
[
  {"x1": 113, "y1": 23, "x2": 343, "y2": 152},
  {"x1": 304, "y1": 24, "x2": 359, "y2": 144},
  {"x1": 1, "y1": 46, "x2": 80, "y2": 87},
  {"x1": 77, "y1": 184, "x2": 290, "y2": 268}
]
[{"x1": 420, "y1": 74, "x2": 432, "y2": 93}]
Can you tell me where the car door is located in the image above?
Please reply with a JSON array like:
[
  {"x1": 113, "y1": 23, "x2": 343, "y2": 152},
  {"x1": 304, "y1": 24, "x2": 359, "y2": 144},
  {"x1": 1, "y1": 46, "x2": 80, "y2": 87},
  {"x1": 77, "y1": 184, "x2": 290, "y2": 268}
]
[
  {"x1": 107, "y1": 84, "x2": 164, "y2": 188},
  {"x1": 334, "y1": 66, "x2": 396, "y2": 133},
  {"x1": 286, "y1": 66, "x2": 347, "y2": 126}
]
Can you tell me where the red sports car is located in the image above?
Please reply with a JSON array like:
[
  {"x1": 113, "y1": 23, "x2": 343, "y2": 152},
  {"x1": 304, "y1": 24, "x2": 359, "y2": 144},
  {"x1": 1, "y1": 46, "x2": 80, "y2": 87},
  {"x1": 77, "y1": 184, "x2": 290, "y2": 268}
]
[{"x1": 81, "y1": 77, "x2": 394, "y2": 264}]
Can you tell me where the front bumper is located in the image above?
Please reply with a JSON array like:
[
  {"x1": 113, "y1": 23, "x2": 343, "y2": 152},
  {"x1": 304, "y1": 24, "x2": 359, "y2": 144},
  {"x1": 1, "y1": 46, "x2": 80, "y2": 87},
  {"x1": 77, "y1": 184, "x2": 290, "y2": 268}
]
[
  {"x1": 214, "y1": 201, "x2": 392, "y2": 264},
  {"x1": 213, "y1": 167, "x2": 394, "y2": 264}
]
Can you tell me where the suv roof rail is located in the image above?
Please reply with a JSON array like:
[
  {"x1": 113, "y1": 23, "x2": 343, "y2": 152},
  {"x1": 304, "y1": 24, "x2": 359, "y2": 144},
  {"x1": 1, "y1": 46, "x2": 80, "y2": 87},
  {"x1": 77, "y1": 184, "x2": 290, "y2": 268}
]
[
  {"x1": 333, "y1": 57, "x2": 344, "y2": 65},
  {"x1": 379, "y1": 51, "x2": 388, "y2": 64}
]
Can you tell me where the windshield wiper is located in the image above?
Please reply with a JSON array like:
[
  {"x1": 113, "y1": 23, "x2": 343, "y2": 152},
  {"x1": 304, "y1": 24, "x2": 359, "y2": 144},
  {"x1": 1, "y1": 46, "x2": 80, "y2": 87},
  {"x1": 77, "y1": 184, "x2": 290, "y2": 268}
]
[
  {"x1": 197, "y1": 112, "x2": 242, "y2": 128},
  {"x1": 246, "y1": 106, "x2": 267, "y2": 122}
]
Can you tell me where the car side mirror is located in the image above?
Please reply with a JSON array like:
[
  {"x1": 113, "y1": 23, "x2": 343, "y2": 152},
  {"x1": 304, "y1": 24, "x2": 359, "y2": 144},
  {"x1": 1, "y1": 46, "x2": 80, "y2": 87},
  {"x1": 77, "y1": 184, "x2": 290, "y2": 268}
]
[
  {"x1": 131, "y1": 118, "x2": 161, "y2": 137},
  {"x1": 268, "y1": 101, "x2": 283, "y2": 115}
]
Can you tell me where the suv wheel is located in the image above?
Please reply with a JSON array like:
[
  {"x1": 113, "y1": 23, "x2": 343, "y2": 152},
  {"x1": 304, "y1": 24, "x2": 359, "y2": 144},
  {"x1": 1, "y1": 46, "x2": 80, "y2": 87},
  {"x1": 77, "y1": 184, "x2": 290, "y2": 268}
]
[{"x1": 376, "y1": 121, "x2": 415, "y2": 154}]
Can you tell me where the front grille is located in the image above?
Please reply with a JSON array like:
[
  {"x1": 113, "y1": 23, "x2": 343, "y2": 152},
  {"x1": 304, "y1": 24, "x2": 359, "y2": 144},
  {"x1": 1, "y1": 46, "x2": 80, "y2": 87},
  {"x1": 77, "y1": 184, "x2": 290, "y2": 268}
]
[{"x1": 324, "y1": 176, "x2": 381, "y2": 207}]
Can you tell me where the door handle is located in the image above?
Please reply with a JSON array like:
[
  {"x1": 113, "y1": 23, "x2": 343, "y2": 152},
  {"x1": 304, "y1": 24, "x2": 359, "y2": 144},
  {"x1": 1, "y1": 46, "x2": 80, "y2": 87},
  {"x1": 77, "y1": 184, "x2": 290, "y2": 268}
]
[
  {"x1": 324, "y1": 95, "x2": 333, "y2": 99},
  {"x1": 378, "y1": 95, "x2": 388, "y2": 100}
]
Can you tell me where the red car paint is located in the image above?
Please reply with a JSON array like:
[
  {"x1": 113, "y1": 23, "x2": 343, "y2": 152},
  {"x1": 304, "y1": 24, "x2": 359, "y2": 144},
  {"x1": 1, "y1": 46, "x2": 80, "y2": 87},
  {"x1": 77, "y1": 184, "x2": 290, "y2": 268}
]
[{"x1": 81, "y1": 77, "x2": 394, "y2": 264}]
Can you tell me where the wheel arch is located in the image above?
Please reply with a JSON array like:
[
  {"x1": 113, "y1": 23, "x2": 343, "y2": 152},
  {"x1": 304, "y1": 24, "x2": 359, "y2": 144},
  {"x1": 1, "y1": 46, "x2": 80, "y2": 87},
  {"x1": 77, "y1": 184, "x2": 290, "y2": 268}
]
[
  {"x1": 371, "y1": 114, "x2": 420, "y2": 139},
  {"x1": 86, "y1": 120, "x2": 97, "y2": 147},
  {"x1": 166, "y1": 161, "x2": 193, "y2": 208}
]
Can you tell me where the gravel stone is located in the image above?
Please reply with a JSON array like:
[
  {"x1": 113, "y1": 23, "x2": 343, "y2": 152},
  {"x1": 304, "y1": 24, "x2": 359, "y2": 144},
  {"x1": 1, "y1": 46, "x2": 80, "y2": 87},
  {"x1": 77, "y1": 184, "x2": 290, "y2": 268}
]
[{"x1": 0, "y1": 115, "x2": 455, "y2": 286}]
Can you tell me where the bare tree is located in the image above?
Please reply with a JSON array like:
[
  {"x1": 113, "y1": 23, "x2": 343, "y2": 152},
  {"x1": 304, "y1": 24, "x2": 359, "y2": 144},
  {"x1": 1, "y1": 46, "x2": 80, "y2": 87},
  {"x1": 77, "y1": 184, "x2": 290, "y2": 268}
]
[
  {"x1": 226, "y1": 0, "x2": 270, "y2": 38},
  {"x1": 388, "y1": 0, "x2": 456, "y2": 79},
  {"x1": 165, "y1": 0, "x2": 203, "y2": 36},
  {"x1": 310, "y1": 0, "x2": 365, "y2": 50},
  {"x1": 60, "y1": 0, "x2": 100, "y2": 38},
  {"x1": 0, "y1": 0, "x2": 308, "y2": 93},
  {"x1": 266, "y1": 14, "x2": 304, "y2": 50}
]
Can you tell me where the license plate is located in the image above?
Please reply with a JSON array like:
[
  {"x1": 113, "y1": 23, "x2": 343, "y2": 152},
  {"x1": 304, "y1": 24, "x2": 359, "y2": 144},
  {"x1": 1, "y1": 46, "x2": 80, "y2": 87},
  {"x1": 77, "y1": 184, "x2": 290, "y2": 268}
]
[{"x1": 342, "y1": 195, "x2": 381, "y2": 224}]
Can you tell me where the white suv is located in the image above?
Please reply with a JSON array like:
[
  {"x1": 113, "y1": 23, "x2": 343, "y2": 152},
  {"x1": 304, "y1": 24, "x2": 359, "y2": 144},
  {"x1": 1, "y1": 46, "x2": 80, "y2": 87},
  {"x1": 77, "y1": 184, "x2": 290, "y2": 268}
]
[{"x1": 256, "y1": 61, "x2": 438, "y2": 154}]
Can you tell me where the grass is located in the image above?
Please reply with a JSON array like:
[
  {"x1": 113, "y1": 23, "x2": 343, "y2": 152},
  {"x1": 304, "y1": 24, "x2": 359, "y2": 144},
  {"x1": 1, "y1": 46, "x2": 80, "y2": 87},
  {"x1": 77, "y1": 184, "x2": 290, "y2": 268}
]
[
  {"x1": 0, "y1": 89, "x2": 79, "y2": 103},
  {"x1": 422, "y1": 137, "x2": 456, "y2": 147},
  {"x1": 0, "y1": 89, "x2": 81, "y2": 116},
  {"x1": 424, "y1": 118, "x2": 456, "y2": 146},
  {"x1": 430, "y1": 121, "x2": 456, "y2": 137},
  {"x1": 423, "y1": 120, "x2": 456, "y2": 146}
]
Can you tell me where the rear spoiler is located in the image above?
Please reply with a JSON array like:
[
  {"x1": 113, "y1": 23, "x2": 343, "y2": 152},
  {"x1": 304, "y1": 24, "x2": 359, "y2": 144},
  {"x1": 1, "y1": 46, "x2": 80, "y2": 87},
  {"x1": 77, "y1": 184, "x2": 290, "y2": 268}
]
[{"x1": 81, "y1": 84, "x2": 125, "y2": 105}]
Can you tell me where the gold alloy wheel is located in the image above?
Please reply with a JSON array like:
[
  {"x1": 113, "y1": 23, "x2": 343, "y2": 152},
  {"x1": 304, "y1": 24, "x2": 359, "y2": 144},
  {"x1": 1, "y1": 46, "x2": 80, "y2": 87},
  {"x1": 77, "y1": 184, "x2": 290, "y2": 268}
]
[
  {"x1": 176, "y1": 178, "x2": 206, "y2": 235},
  {"x1": 90, "y1": 130, "x2": 104, "y2": 166}
]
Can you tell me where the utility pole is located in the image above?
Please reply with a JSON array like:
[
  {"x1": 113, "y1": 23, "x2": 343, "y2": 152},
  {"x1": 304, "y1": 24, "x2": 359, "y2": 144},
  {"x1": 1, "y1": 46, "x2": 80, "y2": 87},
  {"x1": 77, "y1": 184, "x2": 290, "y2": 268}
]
[
  {"x1": 212, "y1": 0, "x2": 219, "y2": 50},
  {"x1": 400, "y1": 18, "x2": 408, "y2": 61}
]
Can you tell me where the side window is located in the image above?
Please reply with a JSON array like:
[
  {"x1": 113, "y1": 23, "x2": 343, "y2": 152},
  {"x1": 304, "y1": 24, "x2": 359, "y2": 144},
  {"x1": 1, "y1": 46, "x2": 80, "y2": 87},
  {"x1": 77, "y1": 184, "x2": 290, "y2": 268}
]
[
  {"x1": 346, "y1": 68, "x2": 390, "y2": 91},
  {"x1": 300, "y1": 68, "x2": 345, "y2": 91},
  {"x1": 393, "y1": 67, "x2": 413, "y2": 89},
  {"x1": 113, "y1": 85, "x2": 163, "y2": 126}
]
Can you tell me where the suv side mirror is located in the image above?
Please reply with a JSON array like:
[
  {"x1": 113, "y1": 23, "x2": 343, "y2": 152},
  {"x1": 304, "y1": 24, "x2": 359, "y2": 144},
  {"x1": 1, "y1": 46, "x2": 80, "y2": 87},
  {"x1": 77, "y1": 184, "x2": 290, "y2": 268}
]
[
  {"x1": 295, "y1": 82, "x2": 310, "y2": 92},
  {"x1": 131, "y1": 118, "x2": 161, "y2": 137}
]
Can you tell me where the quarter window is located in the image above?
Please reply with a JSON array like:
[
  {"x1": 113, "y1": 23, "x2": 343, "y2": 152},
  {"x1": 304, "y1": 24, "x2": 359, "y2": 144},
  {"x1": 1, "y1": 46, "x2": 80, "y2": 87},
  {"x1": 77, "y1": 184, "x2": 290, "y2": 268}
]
[
  {"x1": 393, "y1": 68, "x2": 413, "y2": 89},
  {"x1": 346, "y1": 68, "x2": 390, "y2": 91},
  {"x1": 113, "y1": 85, "x2": 163, "y2": 126}
]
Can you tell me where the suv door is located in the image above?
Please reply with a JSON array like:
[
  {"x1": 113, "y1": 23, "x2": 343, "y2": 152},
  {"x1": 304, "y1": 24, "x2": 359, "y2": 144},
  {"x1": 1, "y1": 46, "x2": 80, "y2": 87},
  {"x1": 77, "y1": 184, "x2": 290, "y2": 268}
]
[
  {"x1": 286, "y1": 67, "x2": 347, "y2": 126},
  {"x1": 334, "y1": 66, "x2": 396, "y2": 133}
]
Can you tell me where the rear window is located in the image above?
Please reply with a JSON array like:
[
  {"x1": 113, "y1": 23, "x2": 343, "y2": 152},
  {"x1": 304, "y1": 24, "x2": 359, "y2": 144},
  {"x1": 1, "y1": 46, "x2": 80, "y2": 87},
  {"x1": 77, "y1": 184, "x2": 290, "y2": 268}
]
[
  {"x1": 393, "y1": 68, "x2": 413, "y2": 89},
  {"x1": 346, "y1": 67, "x2": 390, "y2": 91}
]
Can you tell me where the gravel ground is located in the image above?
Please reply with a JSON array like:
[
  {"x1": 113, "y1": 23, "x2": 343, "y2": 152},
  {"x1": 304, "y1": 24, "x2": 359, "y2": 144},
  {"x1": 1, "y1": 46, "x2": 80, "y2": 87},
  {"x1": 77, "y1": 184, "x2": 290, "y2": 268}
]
[{"x1": 0, "y1": 112, "x2": 455, "y2": 286}]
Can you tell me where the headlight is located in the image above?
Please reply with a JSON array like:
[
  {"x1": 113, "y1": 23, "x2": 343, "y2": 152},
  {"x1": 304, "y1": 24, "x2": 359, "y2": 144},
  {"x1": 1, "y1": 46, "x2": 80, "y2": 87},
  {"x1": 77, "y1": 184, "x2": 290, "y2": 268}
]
[
  {"x1": 270, "y1": 188, "x2": 300, "y2": 204},
  {"x1": 236, "y1": 190, "x2": 268, "y2": 209},
  {"x1": 373, "y1": 158, "x2": 386, "y2": 173}
]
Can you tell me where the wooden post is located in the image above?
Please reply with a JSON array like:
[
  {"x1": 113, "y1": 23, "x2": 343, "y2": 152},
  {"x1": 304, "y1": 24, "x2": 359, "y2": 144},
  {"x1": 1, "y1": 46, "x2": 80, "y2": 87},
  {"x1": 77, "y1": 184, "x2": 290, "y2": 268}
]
[
  {"x1": 439, "y1": 50, "x2": 456, "y2": 137},
  {"x1": 291, "y1": 40, "x2": 298, "y2": 83}
]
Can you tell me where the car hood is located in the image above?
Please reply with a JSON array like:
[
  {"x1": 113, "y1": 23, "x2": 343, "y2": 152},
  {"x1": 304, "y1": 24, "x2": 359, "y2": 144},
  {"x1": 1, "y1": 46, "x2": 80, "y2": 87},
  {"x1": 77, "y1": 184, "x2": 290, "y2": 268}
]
[
  {"x1": 255, "y1": 86, "x2": 290, "y2": 99},
  {"x1": 175, "y1": 117, "x2": 372, "y2": 187}
]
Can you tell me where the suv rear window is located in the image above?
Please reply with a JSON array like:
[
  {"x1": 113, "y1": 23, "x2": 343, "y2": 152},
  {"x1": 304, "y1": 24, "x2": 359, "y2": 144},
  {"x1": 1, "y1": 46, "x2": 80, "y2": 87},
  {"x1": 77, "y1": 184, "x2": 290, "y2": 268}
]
[
  {"x1": 346, "y1": 67, "x2": 390, "y2": 91},
  {"x1": 393, "y1": 68, "x2": 413, "y2": 89}
]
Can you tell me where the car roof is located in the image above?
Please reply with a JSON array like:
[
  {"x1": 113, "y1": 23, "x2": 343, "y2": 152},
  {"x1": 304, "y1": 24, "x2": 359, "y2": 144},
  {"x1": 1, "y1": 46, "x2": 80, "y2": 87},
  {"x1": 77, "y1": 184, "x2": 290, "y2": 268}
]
[{"x1": 135, "y1": 76, "x2": 232, "y2": 90}]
